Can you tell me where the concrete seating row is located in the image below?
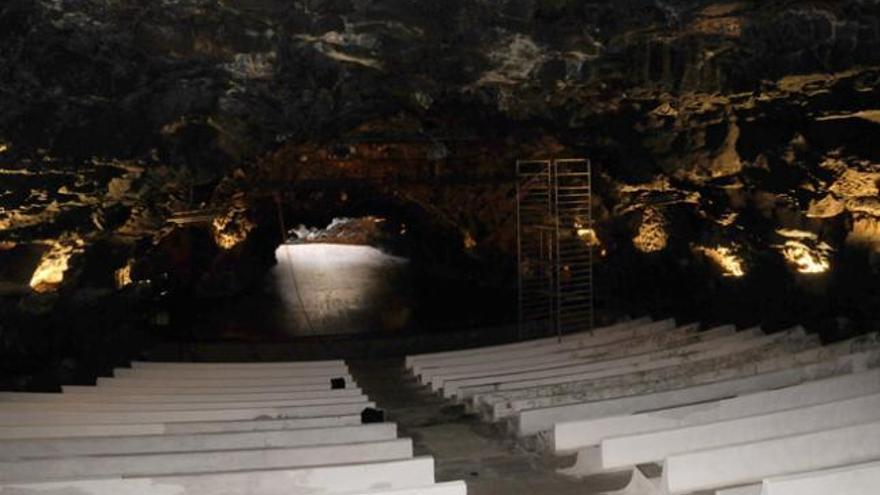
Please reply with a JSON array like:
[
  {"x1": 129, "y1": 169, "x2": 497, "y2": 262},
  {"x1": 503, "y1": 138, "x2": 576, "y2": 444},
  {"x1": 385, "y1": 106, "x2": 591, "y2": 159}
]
[
  {"x1": 0, "y1": 457, "x2": 463, "y2": 495},
  {"x1": 454, "y1": 326, "x2": 804, "y2": 401},
  {"x1": 498, "y1": 332, "x2": 880, "y2": 434},
  {"x1": 431, "y1": 323, "x2": 739, "y2": 394},
  {"x1": 733, "y1": 460, "x2": 880, "y2": 495},
  {"x1": 552, "y1": 367, "x2": 880, "y2": 453},
  {"x1": 0, "y1": 359, "x2": 467, "y2": 495},
  {"x1": 474, "y1": 327, "x2": 817, "y2": 423},
  {"x1": 406, "y1": 317, "x2": 653, "y2": 369},
  {"x1": 408, "y1": 318, "x2": 880, "y2": 494},
  {"x1": 409, "y1": 317, "x2": 666, "y2": 377},
  {"x1": 421, "y1": 320, "x2": 694, "y2": 386}
]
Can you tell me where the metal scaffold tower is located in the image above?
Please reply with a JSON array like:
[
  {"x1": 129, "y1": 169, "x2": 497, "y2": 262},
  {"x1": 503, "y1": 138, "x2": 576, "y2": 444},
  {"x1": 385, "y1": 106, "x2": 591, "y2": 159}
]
[{"x1": 516, "y1": 158, "x2": 594, "y2": 340}]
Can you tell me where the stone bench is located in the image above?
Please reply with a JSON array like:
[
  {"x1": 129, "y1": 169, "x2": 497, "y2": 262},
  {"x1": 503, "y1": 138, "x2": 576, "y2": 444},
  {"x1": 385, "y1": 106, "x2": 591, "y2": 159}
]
[
  {"x1": 63, "y1": 383, "x2": 356, "y2": 395},
  {"x1": 600, "y1": 392, "x2": 880, "y2": 471},
  {"x1": 409, "y1": 318, "x2": 664, "y2": 375},
  {"x1": 512, "y1": 347, "x2": 879, "y2": 437},
  {"x1": 0, "y1": 423, "x2": 398, "y2": 459},
  {"x1": 0, "y1": 456, "x2": 438, "y2": 495},
  {"x1": 0, "y1": 438, "x2": 413, "y2": 483},
  {"x1": 114, "y1": 365, "x2": 350, "y2": 379},
  {"x1": 345, "y1": 481, "x2": 468, "y2": 495},
  {"x1": 0, "y1": 388, "x2": 365, "y2": 404},
  {"x1": 486, "y1": 332, "x2": 880, "y2": 428},
  {"x1": 443, "y1": 325, "x2": 757, "y2": 399},
  {"x1": 660, "y1": 420, "x2": 880, "y2": 494},
  {"x1": 474, "y1": 327, "x2": 812, "y2": 415},
  {"x1": 405, "y1": 317, "x2": 651, "y2": 369},
  {"x1": 131, "y1": 359, "x2": 346, "y2": 369},
  {"x1": 416, "y1": 320, "x2": 690, "y2": 384},
  {"x1": 0, "y1": 414, "x2": 365, "y2": 439},
  {"x1": 0, "y1": 395, "x2": 371, "y2": 412},
  {"x1": 756, "y1": 460, "x2": 880, "y2": 495},
  {"x1": 95, "y1": 374, "x2": 354, "y2": 388},
  {"x1": 426, "y1": 323, "x2": 729, "y2": 392},
  {"x1": 0, "y1": 401, "x2": 375, "y2": 426},
  {"x1": 552, "y1": 367, "x2": 880, "y2": 454}
]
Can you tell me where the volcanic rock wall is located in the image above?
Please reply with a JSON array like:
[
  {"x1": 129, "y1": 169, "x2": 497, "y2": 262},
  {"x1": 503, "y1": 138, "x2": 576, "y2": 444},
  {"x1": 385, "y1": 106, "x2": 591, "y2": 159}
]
[{"x1": 2, "y1": 0, "x2": 880, "y2": 374}]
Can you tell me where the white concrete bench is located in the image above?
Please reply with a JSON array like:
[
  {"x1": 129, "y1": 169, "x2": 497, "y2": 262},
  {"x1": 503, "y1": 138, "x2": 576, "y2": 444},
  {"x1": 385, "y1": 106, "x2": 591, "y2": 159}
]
[
  {"x1": 600, "y1": 392, "x2": 880, "y2": 471},
  {"x1": 0, "y1": 401, "x2": 375, "y2": 426},
  {"x1": 443, "y1": 326, "x2": 763, "y2": 398},
  {"x1": 426, "y1": 324, "x2": 730, "y2": 391},
  {"x1": 474, "y1": 327, "x2": 812, "y2": 412},
  {"x1": 0, "y1": 388, "x2": 365, "y2": 404},
  {"x1": 487, "y1": 331, "x2": 880, "y2": 426},
  {"x1": 513, "y1": 347, "x2": 879, "y2": 437},
  {"x1": 417, "y1": 320, "x2": 695, "y2": 384},
  {"x1": 0, "y1": 422, "x2": 397, "y2": 459},
  {"x1": 406, "y1": 317, "x2": 651, "y2": 368},
  {"x1": 0, "y1": 456, "x2": 438, "y2": 495},
  {"x1": 552, "y1": 367, "x2": 880, "y2": 453},
  {"x1": 0, "y1": 438, "x2": 413, "y2": 482},
  {"x1": 346, "y1": 481, "x2": 468, "y2": 495},
  {"x1": 758, "y1": 460, "x2": 880, "y2": 495},
  {"x1": 62, "y1": 383, "x2": 357, "y2": 395},
  {"x1": 95, "y1": 374, "x2": 354, "y2": 388},
  {"x1": 409, "y1": 318, "x2": 666, "y2": 375},
  {"x1": 113, "y1": 365, "x2": 350, "y2": 379},
  {"x1": 0, "y1": 414, "x2": 364, "y2": 439},
  {"x1": 0, "y1": 396, "x2": 370, "y2": 412},
  {"x1": 660, "y1": 420, "x2": 880, "y2": 494},
  {"x1": 132, "y1": 359, "x2": 346, "y2": 369}
]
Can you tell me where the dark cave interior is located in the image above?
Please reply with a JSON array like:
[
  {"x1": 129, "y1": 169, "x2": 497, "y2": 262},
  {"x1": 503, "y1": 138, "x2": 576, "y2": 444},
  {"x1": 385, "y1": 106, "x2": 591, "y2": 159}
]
[{"x1": 1, "y1": 0, "x2": 880, "y2": 389}]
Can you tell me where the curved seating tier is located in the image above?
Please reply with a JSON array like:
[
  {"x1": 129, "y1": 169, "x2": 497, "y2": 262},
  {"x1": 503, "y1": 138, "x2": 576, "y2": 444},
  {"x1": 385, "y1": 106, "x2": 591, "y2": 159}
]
[
  {"x1": 0, "y1": 359, "x2": 466, "y2": 495},
  {"x1": 406, "y1": 317, "x2": 880, "y2": 494}
]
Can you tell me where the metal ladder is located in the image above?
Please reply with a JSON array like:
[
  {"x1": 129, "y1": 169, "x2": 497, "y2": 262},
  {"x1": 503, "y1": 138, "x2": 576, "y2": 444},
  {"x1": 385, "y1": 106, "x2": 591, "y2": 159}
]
[{"x1": 516, "y1": 158, "x2": 594, "y2": 340}]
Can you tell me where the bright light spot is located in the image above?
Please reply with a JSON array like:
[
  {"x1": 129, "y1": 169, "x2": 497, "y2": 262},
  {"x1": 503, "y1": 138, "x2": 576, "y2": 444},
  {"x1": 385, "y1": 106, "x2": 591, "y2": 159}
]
[
  {"x1": 779, "y1": 240, "x2": 831, "y2": 274},
  {"x1": 633, "y1": 208, "x2": 668, "y2": 253},
  {"x1": 776, "y1": 228, "x2": 819, "y2": 240},
  {"x1": 775, "y1": 229, "x2": 833, "y2": 274},
  {"x1": 0, "y1": 143, "x2": 8, "y2": 154},
  {"x1": 576, "y1": 227, "x2": 600, "y2": 247},
  {"x1": 115, "y1": 260, "x2": 134, "y2": 289},
  {"x1": 463, "y1": 232, "x2": 477, "y2": 250},
  {"x1": 29, "y1": 235, "x2": 85, "y2": 293},
  {"x1": 273, "y1": 244, "x2": 409, "y2": 335},
  {"x1": 212, "y1": 207, "x2": 254, "y2": 250},
  {"x1": 695, "y1": 245, "x2": 746, "y2": 278}
]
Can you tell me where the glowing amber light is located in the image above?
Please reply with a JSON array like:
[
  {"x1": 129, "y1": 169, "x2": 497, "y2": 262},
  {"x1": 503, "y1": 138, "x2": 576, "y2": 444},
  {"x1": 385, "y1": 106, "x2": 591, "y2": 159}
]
[
  {"x1": 212, "y1": 208, "x2": 254, "y2": 250},
  {"x1": 115, "y1": 260, "x2": 134, "y2": 289},
  {"x1": 633, "y1": 208, "x2": 668, "y2": 253},
  {"x1": 29, "y1": 237, "x2": 84, "y2": 292},
  {"x1": 576, "y1": 227, "x2": 600, "y2": 247},
  {"x1": 780, "y1": 240, "x2": 831, "y2": 274},
  {"x1": 775, "y1": 229, "x2": 832, "y2": 274},
  {"x1": 696, "y1": 245, "x2": 746, "y2": 278}
]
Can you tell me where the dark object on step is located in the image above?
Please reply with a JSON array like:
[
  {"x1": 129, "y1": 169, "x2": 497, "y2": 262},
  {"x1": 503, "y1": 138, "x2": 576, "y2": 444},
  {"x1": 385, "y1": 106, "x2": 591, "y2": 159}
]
[
  {"x1": 331, "y1": 377, "x2": 346, "y2": 389},
  {"x1": 362, "y1": 407, "x2": 385, "y2": 423}
]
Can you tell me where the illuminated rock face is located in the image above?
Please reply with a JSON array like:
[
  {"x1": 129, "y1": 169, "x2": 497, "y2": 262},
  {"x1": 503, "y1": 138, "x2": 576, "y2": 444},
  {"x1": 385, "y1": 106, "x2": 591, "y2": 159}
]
[
  {"x1": 28, "y1": 235, "x2": 85, "y2": 293},
  {"x1": 0, "y1": 0, "x2": 879, "y2": 335},
  {"x1": 694, "y1": 245, "x2": 746, "y2": 278},
  {"x1": 775, "y1": 230, "x2": 833, "y2": 275},
  {"x1": 212, "y1": 208, "x2": 255, "y2": 250},
  {"x1": 633, "y1": 208, "x2": 668, "y2": 254}
]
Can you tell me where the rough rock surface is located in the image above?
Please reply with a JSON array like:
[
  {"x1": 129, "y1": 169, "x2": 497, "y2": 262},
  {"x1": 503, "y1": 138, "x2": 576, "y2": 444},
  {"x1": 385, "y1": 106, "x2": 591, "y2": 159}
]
[{"x1": 2, "y1": 1, "x2": 880, "y2": 379}]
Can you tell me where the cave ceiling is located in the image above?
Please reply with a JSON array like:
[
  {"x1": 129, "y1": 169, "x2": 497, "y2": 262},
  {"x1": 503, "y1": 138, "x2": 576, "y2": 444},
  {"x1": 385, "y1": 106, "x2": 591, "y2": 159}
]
[{"x1": 1, "y1": 0, "x2": 880, "y2": 296}]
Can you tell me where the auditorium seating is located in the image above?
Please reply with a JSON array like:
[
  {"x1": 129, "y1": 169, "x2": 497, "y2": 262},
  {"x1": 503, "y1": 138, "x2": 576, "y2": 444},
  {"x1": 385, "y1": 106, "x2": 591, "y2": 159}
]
[
  {"x1": 406, "y1": 317, "x2": 880, "y2": 494},
  {"x1": 0, "y1": 360, "x2": 466, "y2": 495}
]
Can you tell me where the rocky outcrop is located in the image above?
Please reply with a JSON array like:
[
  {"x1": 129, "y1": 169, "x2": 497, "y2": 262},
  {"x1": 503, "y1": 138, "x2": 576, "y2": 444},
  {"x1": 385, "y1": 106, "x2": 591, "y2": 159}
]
[{"x1": 1, "y1": 0, "x2": 879, "y2": 345}]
